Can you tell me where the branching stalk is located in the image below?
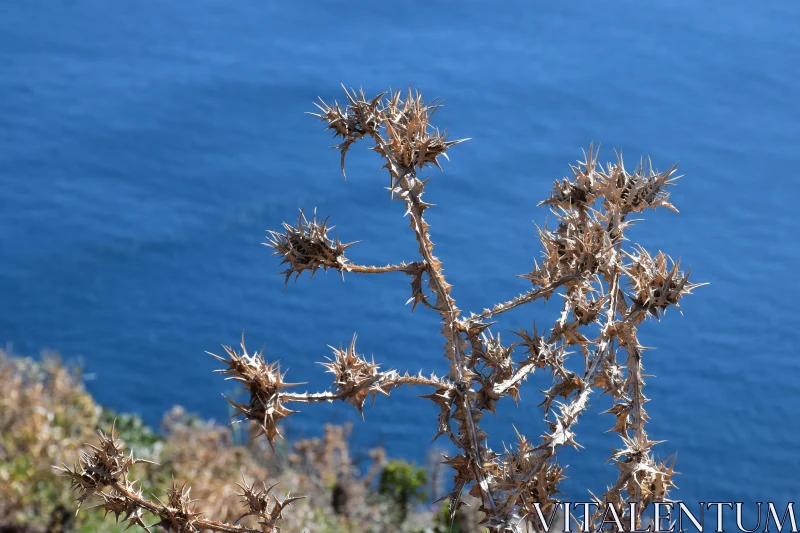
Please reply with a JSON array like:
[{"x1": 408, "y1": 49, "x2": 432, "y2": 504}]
[{"x1": 61, "y1": 87, "x2": 703, "y2": 533}]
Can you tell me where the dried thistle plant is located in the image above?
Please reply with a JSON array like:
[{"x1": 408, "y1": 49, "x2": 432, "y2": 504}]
[{"x1": 62, "y1": 86, "x2": 705, "y2": 533}]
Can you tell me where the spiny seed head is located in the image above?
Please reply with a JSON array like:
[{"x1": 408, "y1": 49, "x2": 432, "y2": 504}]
[
  {"x1": 208, "y1": 335, "x2": 303, "y2": 448},
  {"x1": 524, "y1": 209, "x2": 617, "y2": 288},
  {"x1": 90, "y1": 490, "x2": 147, "y2": 530},
  {"x1": 599, "y1": 153, "x2": 680, "y2": 214},
  {"x1": 624, "y1": 246, "x2": 704, "y2": 321},
  {"x1": 321, "y1": 335, "x2": 383, "y2": 417},
  {"x1": 540, "y1": 144, "x2": 602, "y2": 210},
  {"x1": 265, "y1": 208, "x2": 356, "y2": 287},
  {"x1": 539, "y1": 145, "x2": 680, "y2": 216},
  {"x1": 56, "y1": 423, "x2": 155, "y2": 509},
  {"x1": 310, "y1": 86, "x2": 467, "y2": 179},
  {"x1": 236, "y1": 477, "x2": 304, "y2": 532},
  {"x1": 152, "y1": 481, "x2": 204, "y2": 532}
]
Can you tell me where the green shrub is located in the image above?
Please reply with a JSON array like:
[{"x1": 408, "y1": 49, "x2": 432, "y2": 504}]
[{"x1": 379, "y1": 459, "x2": 428, "y2": 521}]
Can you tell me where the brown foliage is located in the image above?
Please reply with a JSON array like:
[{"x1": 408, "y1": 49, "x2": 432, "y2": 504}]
[{"x1": 0, "y1": 350, "x2": 100, "y2": 527}]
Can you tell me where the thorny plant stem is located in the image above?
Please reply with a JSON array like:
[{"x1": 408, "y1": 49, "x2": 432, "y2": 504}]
[
  {"x1": 472, "y1": 274, "x2": 582, "y2": 322},
  {"x1": 496, "y1": 299, "x2": 573, "y2": 521},
  {"x1": 607, "y1": 210, "x2": 647, "y2": 525},
  {"x1": 404, "y1": 177, "x2": 498, "y2": 513},
  {"x1": 372, "y1": 130, "x2": 499, "y2": 513},
  {"x1": 109, "y1": 482, "x2": 247, "y2": 533},
  {"x1": 345, "y1": 262, "x2": 424, "y2": 275},
  {"x1": 501, "y1": 273, "x2": 623, "y2": 532},
  {"x1": 532, "y1": 272, "x2": 619, "y2": 462},
  {"x1": 627, "y1": 343, "x2": 645, "y2": 519},
  {"x1": 281, "y1": 374, "x2": 453, "y2": 404},
  {"x1": 493, "y1": 298, "x2": 574, "y2": 398}
]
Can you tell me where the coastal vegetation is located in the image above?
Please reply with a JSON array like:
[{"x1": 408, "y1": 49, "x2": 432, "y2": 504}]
[{"x1": 0, "y1": 349, "x2": 456, "y2": 533}]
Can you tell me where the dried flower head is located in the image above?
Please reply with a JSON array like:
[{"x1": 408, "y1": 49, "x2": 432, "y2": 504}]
[
  {"x1": 57, "y1": 424, "x2": 153, "y2": 507},
  {"x1": 599, "y1": 154, "x2": 680, "y2": 215},
  {"x1": 624, "y1": 246, "x2": 703, "y2": 321},
  {"x1": 265, "y1": 208, "x2": 356, "y2": 286},
  {"x1": 309, "y1": 86, "x2": 467, "y2": 181},
  {"x1": 540, "y1": 145, "x2": 603, "y2": 211},
  {"x1": 151, "y1": 481, "x2": 204, "y2": 533},
  {"x1": 208, "y1": 335, "x2": 302, "y2": 448},
  {"x1": 236, "y1": 478, "x2": 304, "y2": 533},
  {"x1": 321, "y1": 335, "x2": 384, "y2": 417}
]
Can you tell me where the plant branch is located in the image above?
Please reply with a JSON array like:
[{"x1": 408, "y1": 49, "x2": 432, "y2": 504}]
[
  {"x1": 281, "y1": 373, "x2": 455, "y2": 404},
  {"x1": 344, "y1": 261, "x2": 424, "y2": 275},
  {"x1": 472, "y1": 273, "x2": 582, "y2": 322}
]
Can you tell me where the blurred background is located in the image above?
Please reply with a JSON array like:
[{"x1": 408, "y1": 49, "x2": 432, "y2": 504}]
[{"x1": 1, "y1": 0, "x2": 798, "y2": 507}]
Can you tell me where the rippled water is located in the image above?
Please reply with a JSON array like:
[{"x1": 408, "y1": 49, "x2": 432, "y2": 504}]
[{"x1": 1, "y1": 0, "x2": 798, "y2": 505}]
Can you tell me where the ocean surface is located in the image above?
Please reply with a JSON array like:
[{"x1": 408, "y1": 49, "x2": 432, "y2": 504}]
[{"x1": 1, "y1": 0, "x2": 798, "y2": 507}]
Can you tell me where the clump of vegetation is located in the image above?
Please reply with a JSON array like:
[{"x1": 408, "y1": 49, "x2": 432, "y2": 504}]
[
  {"x1": 0, "y1": 349, "x2": 100, "y2": 531},
  {"x1": 59, "y1": 86, "x2": 703, "y2": 532},
  {"x1": 0, "y1": 351, "x2": 445, "y2": 533},
  {"x1": 379, "y1": 460, "x2": 428, "y2": 522}
]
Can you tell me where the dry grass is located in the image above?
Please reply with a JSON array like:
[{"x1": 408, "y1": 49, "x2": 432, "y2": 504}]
[{"x1": 57, "y1": 86, "x2": 704, "y2": 532}]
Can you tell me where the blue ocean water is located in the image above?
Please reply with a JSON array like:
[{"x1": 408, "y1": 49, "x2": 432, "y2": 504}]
[{"x1": 1, "y1": 0, "x2": 798, "y2": 506}]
